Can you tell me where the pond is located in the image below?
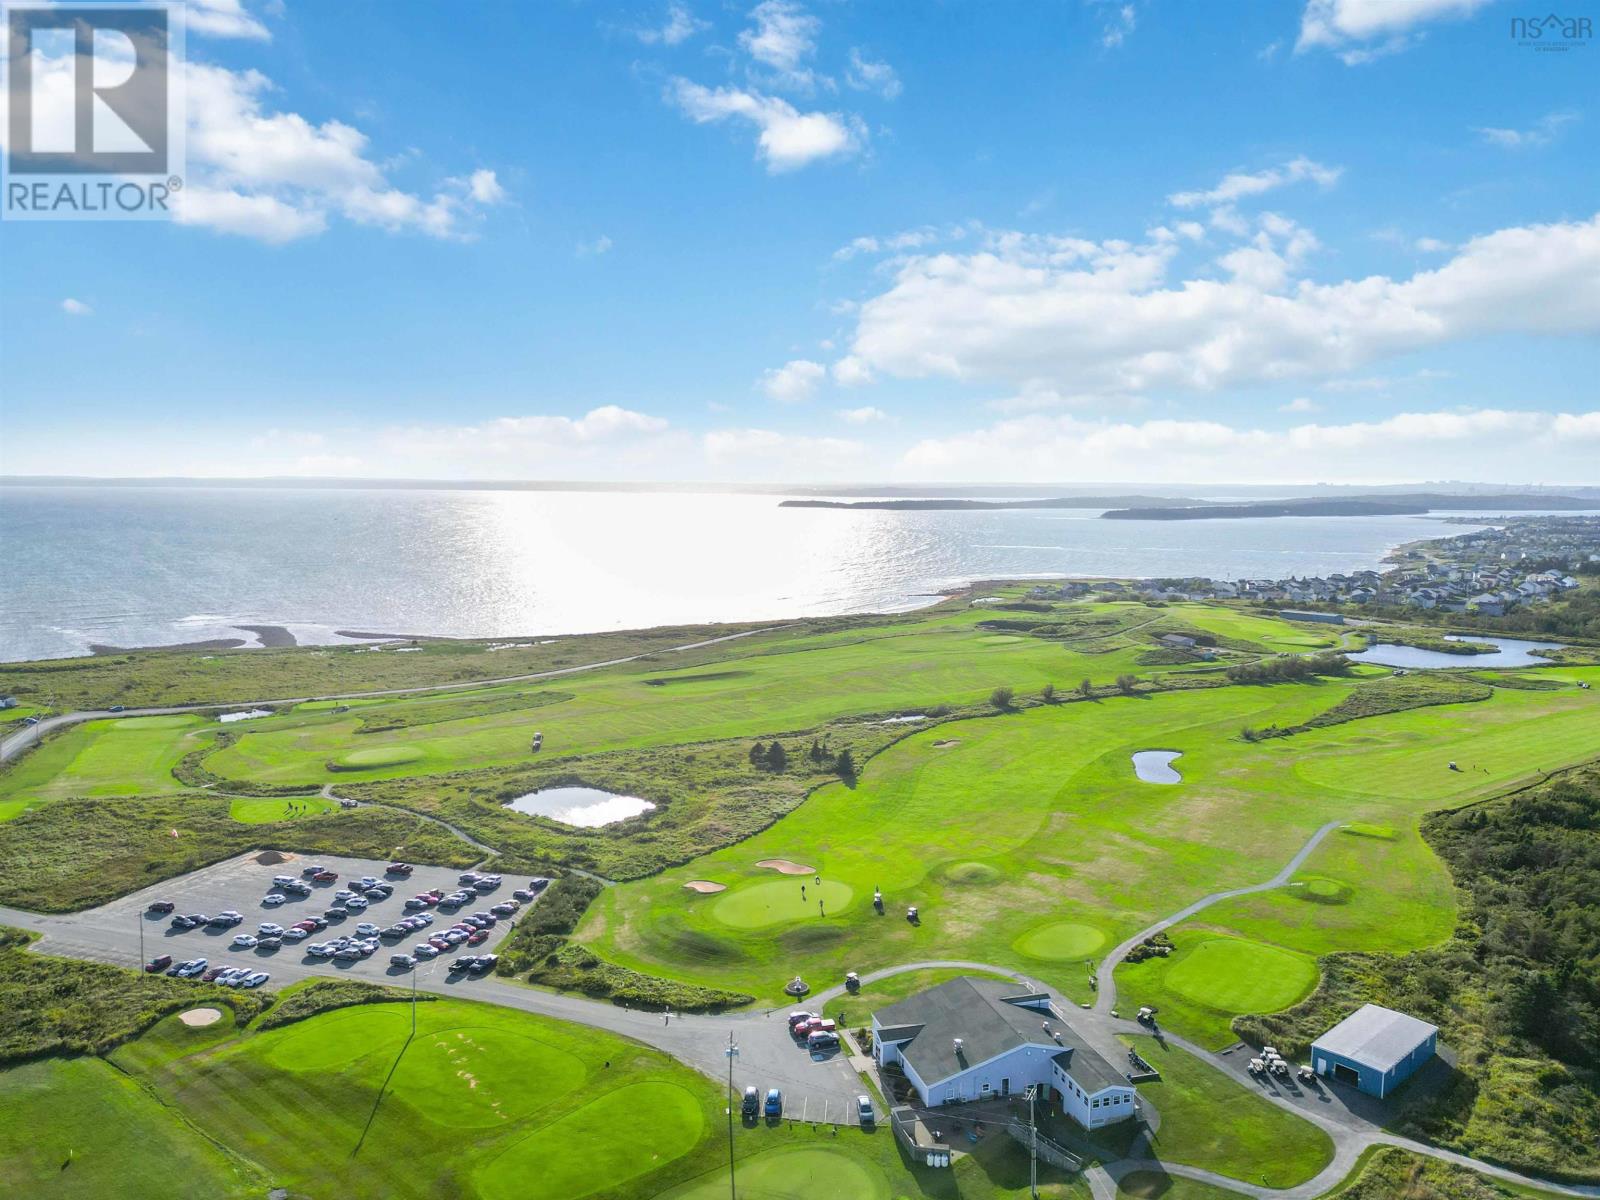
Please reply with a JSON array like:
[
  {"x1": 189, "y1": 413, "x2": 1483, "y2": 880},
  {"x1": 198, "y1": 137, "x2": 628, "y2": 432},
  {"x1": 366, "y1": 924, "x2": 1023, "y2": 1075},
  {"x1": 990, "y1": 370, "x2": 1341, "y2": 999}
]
[
  {"x1": 1132, "y1": 750, "x2": 1183, "y2": 784},
  {"x1": 1346, "y1": 634, "x2": 1567, "y2": 669},
  {"x1": 505, "y1": 786, "x2": 656, "y2": 827},
  {"x1": 217, "y1": 708, "x2": 274, "y2": 723}
]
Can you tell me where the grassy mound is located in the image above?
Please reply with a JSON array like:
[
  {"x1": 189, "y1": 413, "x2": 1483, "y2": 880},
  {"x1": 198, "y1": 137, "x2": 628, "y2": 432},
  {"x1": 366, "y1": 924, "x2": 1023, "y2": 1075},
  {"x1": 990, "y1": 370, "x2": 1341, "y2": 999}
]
[
  {"x1": 1014, "y1": 921, "x2": 1107, "y2": 961},
  {"x1": 660, "y1": 1146, "x2": 891, "y2": 1199},
  {"x1": 329, "y1": 745, "x2": 423, "y2": 770},
  {"x1": 711, "y1": 879, "x2": 853, "y2": 929},
  {"x1": 937, "y1": 860, "x2": 1003, "y2": 885},
  {"x1": 1287, "y1": 876, "x2": 1353, "y2": 904}
]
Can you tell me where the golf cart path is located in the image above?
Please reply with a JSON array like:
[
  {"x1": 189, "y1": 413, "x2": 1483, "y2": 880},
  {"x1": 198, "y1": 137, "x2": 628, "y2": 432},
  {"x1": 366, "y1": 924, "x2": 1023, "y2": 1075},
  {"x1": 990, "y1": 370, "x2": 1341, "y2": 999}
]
[
  {"x1": 1092, "y1": 819, "x2": 1343, "y2": 1017},
  {"x1": 0, "y1": 625, "x2": 777, "y2": 763}
]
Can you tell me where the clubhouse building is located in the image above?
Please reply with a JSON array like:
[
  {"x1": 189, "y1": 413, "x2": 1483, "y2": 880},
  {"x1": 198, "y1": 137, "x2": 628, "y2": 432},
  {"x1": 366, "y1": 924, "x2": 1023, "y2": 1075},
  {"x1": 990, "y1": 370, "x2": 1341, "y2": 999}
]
[
  {"x1": 871, "y1": 977, "x2": 1136, "y2": 1129},
  {"x1": 1312, "y1": 1003, "x2": 1438, "y2": 1099}
]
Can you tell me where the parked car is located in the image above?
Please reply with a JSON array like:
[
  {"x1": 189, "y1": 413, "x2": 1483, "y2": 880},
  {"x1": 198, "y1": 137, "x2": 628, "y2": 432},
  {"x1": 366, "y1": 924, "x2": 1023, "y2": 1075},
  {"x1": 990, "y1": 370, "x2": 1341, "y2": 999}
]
[
  {"x1": 469, "y1": 954, "x2": 497, "y2": 973},
  {"x1": 275, "y1": 875, "x2": 299, "y2": 887},
  {"x1": 764, "y1": 1089, "x2": 783, "y2": 1118},
  {"x1": 257, "y1": 936, "x2": 281, "y2": 950},
  {"x1": 404, "y1": 898, "x2": 428, "y2": 910},
  {"x1": 413, "y1": 943, "x2": 439, "y2": 959},
  {"x1": 243, "y1": 972, "x2": 269, "y2": 988},
  {"x1": 313, "y1": 870, "x2": 338, "y2": 883},
  {"x1": 324, "y1": 907, "x2": 348, "y2": 921},
  {"x1": 334, "y1": 889, "x2": 358, "y2": 903},
  {"x1": 345, "y1": 896, "x2": 368, "y2": 911},
  {"x1": 335, "y1": 947, "x2": 362, "y2": 961},
  {"x1": 145, "y1": 954, "x2": 173, "y2": 973},
  {"x1": 786, "y1": 1010, "x2": 814, "y2": 1028},
  {"x1": 301, "y1": 864, "x2": 325, "y2": 878},
  {"x1": 741, "y1": 1086, "x2": 760, "y2": 1117},
  {"x1": 807, "y1": 1031, "x2": 839, "y2": 1052},
  {"x1": 528, "y1": 877, "x2": 549, "y2": 892},
  {"x1": 856, "y1": 1095, "x2": 875, "y2": 1126},
  {"x1": 449, "y1": 956, "x2": 476, "y2": 973},
  {"x1": 258, "y1": 923, "x2": 285, "y2": 936},
  {"x1": 387, "y1": 862, "x2": 413, "y2": 875},
  {"x1": 261, "y1": 893, "x2": 287, "y2": 907},
  {"x1": 512, "y1": 888, "x2": 534, "y2": 902},
  {"x1": 427, "y1": 936, "x2": 451, "y2": 951},
  {"x1": 390, "y1": 953, "x2": 415, "y2": 968},
  {"x1": 458, "y1": 872, "x2": 480, "y2": 886},
  {"x1": 170, "y1": 915, "x2": 197, "y2": 930},
  {"x1": 281, "y1": 881, "x2": 311, "y2": 896},
  {"x1": 208, "y1": 912, "x2": 243, "y2": 928},
  {"x1": 355, "y1": 922, "x2": 381, "y2": 936},
  {"x1": 357, "y1": 876, "x2": 380, "y2": 890},
  {"x1": 178, "y1": 959, "x2": 208, "y2": 978},
  {"x1": 382, "y1": 926, "x2": 409, "y2": 939},
  {"x1": 466, "y1": 929, "x2": 489, "y2": 946},
  {"x1": 146, "y1": 900, "x2": 175, "y2": 915},
  {"x1": 232, "y1": 934, "x2": 258, "y2": 949},
  {"x1": 281, "y1": 927, "x2": 309, "y2": 942}
]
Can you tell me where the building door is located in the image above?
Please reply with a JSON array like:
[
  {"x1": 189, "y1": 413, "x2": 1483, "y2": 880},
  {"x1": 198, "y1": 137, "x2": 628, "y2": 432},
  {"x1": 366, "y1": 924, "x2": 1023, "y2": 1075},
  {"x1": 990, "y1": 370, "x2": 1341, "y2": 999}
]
[
  {"x1": 1001, "y1": 1078, "x2": 1010, "y2": 1096},
  {"x1": 1333, "y1": 1062, "x2": 1360, "y2": 1087}
]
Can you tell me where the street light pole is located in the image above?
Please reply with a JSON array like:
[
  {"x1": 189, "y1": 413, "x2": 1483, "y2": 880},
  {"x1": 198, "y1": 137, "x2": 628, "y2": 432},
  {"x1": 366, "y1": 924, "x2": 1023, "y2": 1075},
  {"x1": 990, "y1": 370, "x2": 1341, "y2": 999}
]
[
  {"x1": 137, "y1": 906, "x2": 145, "y2": 971},
  {"x1": 725, "y1": 1033, "x2": 739, "y2": 1200},
  {"x1": 1025, "y1": 1084, "x2": 1039, "y2": 1200}
]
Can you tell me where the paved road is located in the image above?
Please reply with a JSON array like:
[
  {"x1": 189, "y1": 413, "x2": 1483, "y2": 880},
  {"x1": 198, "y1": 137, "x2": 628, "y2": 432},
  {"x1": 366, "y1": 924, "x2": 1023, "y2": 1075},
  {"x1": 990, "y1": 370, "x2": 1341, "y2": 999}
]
[{"x1": 0, "y1": 626, "x2": 776, "y2": 764}]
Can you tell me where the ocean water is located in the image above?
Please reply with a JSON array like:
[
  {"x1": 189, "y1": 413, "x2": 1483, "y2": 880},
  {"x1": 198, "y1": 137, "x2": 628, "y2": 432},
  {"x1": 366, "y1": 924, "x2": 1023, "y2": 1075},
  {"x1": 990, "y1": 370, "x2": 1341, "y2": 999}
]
[{"x1": 0, "y1": 485, "x2": 1524, "y2": 662}]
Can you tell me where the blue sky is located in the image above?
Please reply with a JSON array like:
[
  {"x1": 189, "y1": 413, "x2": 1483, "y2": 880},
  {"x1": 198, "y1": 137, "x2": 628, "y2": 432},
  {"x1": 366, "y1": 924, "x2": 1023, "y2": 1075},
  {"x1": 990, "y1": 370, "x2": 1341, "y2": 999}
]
[{"x1": 1, "y1": 0, "x2": 1596, "y2": 484}]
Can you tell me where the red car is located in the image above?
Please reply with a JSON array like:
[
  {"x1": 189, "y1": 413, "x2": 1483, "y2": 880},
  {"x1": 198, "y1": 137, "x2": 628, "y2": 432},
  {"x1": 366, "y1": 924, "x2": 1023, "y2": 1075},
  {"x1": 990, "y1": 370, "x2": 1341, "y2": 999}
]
[
  {"x1": 386, "y1": 862, "x2": 414, "y2": 875},
  {"x1": 146, "y1": 900, "x2": 175, "y2": 915},
  {"x1": 313, "y1": 870, "x2": 338, "y2": 883},
  {"x1": 428, "y1": 936, "x2": 451, "y2": 951},
  {"x1": 144, "y1": 954, "x2": 172, "y2": 973},
  {"x1": 291, "y1": 919, "x2": 318, "y2": 931},
  {"x1": 466, "y1": 929, "x2": 489, "y2": 946}
]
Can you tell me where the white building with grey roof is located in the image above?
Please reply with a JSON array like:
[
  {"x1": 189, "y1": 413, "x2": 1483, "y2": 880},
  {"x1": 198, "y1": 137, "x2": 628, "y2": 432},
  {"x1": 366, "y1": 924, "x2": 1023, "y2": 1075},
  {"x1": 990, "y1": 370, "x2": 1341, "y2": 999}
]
[{"x1": 871, "y1": 977, "x2": 1137, "y2": 1129}]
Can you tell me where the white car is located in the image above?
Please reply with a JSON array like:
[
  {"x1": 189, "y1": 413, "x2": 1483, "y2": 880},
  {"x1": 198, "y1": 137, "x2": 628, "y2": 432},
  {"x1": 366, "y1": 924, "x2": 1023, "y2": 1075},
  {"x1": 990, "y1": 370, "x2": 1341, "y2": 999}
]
[
  {"x1": 306, "y1": 943, "x2": 333, "y2": 957},
  {"x1": 345, "y1": 896, "x2": 368, "y2": 911},
  {"x1": 335, "y1": 947, "x2": 362, "y2": 961},
  {"x1": 244, "y1": 972, "x2": 269, "y2": 988},
  {"x1": 231, "y1": 934, "x2": 258, "y2": 949},
  {"x1": 258, "y1": 923, "x2": 284, "y2": 936},
  {"x1": 355, "y1": 922, "x2": 381, "y2": 936},
  {"x1": 281, "y1": 927, "x2": 309, "y2": 942},
  {"x1": 262, "y1": 894, "x2": 287, "y2": 907},
  {"x1": 413, "y1": 943, "x2": 439, "y2": 959}
]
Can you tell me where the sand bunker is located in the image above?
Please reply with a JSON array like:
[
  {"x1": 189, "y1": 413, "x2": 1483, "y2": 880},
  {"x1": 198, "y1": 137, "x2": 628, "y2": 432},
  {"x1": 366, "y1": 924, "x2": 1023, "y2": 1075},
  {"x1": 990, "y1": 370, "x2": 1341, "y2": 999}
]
[
  {"x1": 254, "y1": 850, "x2": 291, "y2": 865},
  {"x1": 932, "y1": 739, "x2": 960, "y2": 748},
  {"x1": 683, "y1": 880, "x2": 726, "y2": 893},
  {"x1": 756, "y1": 859, "x2": 815, "y2": 875},
  {"x1": 179, "y1": 1007, "x2": 223, "y2": 1027}
]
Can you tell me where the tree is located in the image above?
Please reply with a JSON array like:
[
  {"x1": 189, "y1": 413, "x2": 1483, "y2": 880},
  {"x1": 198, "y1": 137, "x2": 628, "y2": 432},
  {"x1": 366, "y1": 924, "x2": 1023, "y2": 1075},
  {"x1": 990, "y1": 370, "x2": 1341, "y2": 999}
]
[
  {"x1": 990, "y1": 686, "x2": 1015, "y2": 710},
  {"x1": 765, "y1": 741, "x2": 788, "y2": 772},
  {"x1": 836, "y1": 748, "x2": 856, "y2": 781},
  {"x1": 1077, "y1": 678, "x2": 1094, "y2": 698},
  {"x1": 748, "y1": 742, "x2": 766, "y2": 767},
  {"x1": 1115, "y1": 673, "x2": 1138, "y2": 694},
  {"x1": 1041, "y1": 682, "x2": 1057, "y2": 704}
]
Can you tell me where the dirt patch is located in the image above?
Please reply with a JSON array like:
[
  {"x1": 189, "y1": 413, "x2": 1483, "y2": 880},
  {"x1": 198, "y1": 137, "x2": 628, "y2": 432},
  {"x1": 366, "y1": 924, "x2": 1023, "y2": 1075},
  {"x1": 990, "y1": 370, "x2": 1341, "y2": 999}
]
[
  {"x1": 932, "y1": 739, "x2": 960, "y2": 748},
  {"x1": 755, "y1": 858, "x2": 815, "y2": 875},
  {"x1": 179, "y1": 1007, "x2": 223, "y2": 1027},
  {"x1": 254, "y1": 850, "x2": 292, "y2": 865},
  {"x1": 683, "y1": 880, "x2": 727, "y2": 893}
]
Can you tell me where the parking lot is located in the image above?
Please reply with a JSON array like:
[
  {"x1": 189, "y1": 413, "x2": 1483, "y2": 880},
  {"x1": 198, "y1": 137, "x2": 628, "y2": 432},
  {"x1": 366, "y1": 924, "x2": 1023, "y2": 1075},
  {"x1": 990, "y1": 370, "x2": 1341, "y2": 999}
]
[{"x1": 15, "y1": 849, "x2": 531, "y2": 991}]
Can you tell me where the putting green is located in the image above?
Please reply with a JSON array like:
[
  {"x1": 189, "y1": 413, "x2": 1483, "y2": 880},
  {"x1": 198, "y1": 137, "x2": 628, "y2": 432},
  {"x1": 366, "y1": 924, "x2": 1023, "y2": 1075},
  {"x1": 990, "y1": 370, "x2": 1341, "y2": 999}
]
[
  {"x1": 261, "y1": 1006, "x2": 411, "y2": 1072},
  {"x1": 475, "y1": 1081, "x2": 704, "y2": 1200},
  {"x1": 1164, "y1": 937, "x2": 1318, "y2": 1015},
  {"x1": 712, "y1": 879, "x2": 853, "y2": 929},
  {"x1": 393, "y1": 1025, "x2": 585, "y2": 1128},
  {"x1": 1014, "y1": 921, "x2": 1106, "y2": 961},
  {"x1": 331, "y1": 745, "x2": 422, "y2": 769},
  {"x1": 1288, "y1": 876, "x2": 1352, "y2": 904},
  {"x1": 661, "y1": 1145, "x2": 891, "y2": 1199}
]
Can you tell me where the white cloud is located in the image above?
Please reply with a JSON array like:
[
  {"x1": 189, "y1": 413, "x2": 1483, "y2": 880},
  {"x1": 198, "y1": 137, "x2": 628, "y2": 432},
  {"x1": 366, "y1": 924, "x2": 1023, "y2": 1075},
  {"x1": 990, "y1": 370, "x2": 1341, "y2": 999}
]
[
  {"x1": 739, "y1": 0, "x2": 822, "y2": 90},
  {"x1": 113, "y1": 63, "x2": 508, "y2": 243},
  {"x1": 1297, "y1": 0, "x2": 1492, "y2": 64},
  {"x1": 1094, "y1": 2, "x2": 1137, "y2": 49},
  {"x1": 836, "y1": 212, "x2": 1600, "y2": 394},
  {"x1": 831, "y1": 355, "x2": 874, "y2": 386},
  {"x1": 631, "y1": 3, "x2": 708, "y2": 46},
  {"x1": 669, "y1": 79, "x2": 862, "y2": 171},
  {"x1": 900, "y1": 408, "x2": 1600, "y2": 483},
  {"x1": 1415, "y1": 236, "x2": 1452, "y2": 253},
  {"x1": 187, "y1": 0, "x2": 271, "y2": 41},
  {"x1": 577, "y1": 234, "x2": 614, "y2": 257},
  {"x1": 761, "y1": 358, "x2": 827, "y2": 402},
  {"x1": 1169, "y1": 156, "x2": 1341, "y2": 209},
  {"x1": 833, "y1": 224, "x2": 966, "y2": 261},
  {"x1": 837, "y1": 405, "x2": 887, "y2": 423},
  {"x1": 1475, "y1": 111, "x2": 1578, "y2": 149},
  {"x1": 845, "y1": 48, "x2": 901, "y2": 99},
  {"x1": 1279, "y1": 396, "x2": 1320, "y2": 413},
  {"x1": 60, "y1": 297, "x2": 92, "y2": 316},
  {"x1": 703, "y1": 427, "x2": 865, "y2": 462}
]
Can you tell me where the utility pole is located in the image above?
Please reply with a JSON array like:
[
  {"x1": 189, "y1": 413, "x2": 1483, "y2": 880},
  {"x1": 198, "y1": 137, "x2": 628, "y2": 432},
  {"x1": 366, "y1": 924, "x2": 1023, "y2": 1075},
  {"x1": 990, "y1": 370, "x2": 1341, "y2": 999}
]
[
  {"x1": 725, "y1": 1033, "x2": 739, "y2": 1200},
  {"x1": 411, "y1": 962, "x2": 417, "y2": 1036},
  {"x1": 1030, "y1": 1085, "x2": 1040, "y2": 1200},
  {"x1": 137, "y1": 906, "x2": 145, "y2": 971}
]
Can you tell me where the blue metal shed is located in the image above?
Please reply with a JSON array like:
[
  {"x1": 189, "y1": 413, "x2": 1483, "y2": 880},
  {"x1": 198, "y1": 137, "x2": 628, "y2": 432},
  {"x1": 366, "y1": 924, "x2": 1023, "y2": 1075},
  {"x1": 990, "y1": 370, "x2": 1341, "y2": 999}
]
[{"x1": 1312, "y1": 1004, "x2": 1437, "y2": 1098}]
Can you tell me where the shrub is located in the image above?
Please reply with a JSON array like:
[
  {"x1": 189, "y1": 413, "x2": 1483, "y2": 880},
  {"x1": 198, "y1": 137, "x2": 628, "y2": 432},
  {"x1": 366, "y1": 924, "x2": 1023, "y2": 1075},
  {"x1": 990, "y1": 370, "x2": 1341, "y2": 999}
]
[{"x1": 989, "y1": 686, "x2": 1015, "y2": 710}]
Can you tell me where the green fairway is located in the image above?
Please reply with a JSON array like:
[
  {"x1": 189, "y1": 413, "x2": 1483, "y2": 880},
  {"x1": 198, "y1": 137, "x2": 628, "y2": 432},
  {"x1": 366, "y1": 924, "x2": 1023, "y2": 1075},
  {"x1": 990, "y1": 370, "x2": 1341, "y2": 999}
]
[
  {"x1": 1015, "y1": 921, "x2": 1107, "y2": 961},
  {"x1": 659, "y1": 1145, "x2": 892, "y2": 1199},
  {"x1": 332, "y1": 745, "x2": 425, "y2": 769},
  {"x1": 228, "y1": 795, "x2": 336, "y2": 822},
  {"x1": 0, "y1": 1056, "x2": 261, "y2": 1199}
]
